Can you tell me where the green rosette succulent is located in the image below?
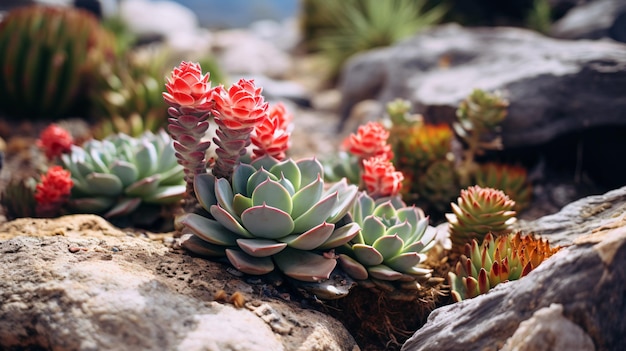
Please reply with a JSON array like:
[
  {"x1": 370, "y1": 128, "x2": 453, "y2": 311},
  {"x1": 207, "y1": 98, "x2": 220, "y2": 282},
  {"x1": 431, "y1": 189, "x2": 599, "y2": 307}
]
[
  {"x1": 322, "y1": 151, "x2": 361, "y2": 185},
  {"x1": 338, "y1": 192, "x2": 436, "y2": 291},
  {"x1": 180, "y1": 155, "x2": 361, "y2": 282},
  {"x1": 59, "y1": 130, "x2": 185, "y2": 218},
  {"x1": 446, "y1": 185, "x2": 517, "y2": 253},
  {"x1": 474, "y1": 162, "x2": 532, "y2": 212}
]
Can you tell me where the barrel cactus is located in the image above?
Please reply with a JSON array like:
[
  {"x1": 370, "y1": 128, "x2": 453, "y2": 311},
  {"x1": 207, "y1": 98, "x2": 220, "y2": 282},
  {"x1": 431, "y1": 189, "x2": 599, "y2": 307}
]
[
  {"x1": 58, "y1": 130, "x2": 185, "y2": 218},
  {"x1": 0, "y1": 5, "x2": 116, "y2": 118},
  {"x1": 179, "y1": 155, "x2": 360, "y2": 282},
  {"x1": 449, "y1": 232, "x2": 560, "y2": 301},
  {"x1": 338, "y1": 192, "x2": 437, "y2": 291}
]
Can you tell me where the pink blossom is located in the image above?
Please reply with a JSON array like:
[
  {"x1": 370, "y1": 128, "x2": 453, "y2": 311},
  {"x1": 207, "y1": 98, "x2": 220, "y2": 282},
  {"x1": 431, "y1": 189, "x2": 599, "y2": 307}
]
[
  {"x1": 251, "y1": 102, "x2": 293, "y2": 160},
  {"x1": 345, "y1": 122, "x2": 393, "y2": 161},
  {"x1": 212, "y1": 78, "x2": 269, "y2": 131},
  {"x1": 34, "y1": 166, "x2": 73, "y2": 217},
  {"x1": 163, "y1": 61, "x2": 213, "y2": 111},
  {"x1": 362, "y1": 156, "x2": 404, "y2": 198},
  {"x1": 37, "y1": 124, "x2": 74, "y2": 160}
]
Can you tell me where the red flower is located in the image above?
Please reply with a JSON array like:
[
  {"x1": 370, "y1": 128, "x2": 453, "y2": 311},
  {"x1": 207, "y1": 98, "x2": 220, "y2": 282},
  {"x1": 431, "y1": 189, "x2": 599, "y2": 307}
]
[
  {"x1": 37, "y1": 124, "x2": 74, "y2": 160},
  {"x1": 163, "y1": 61, "x2": 213, "y2": 111},
  {"x1": 251, "y1": 102, "x2": 293, "y2": 160},
  {"x1": 212, "y1": 78, "x2": 269, "y2": 131},
  {"x1": 345, "y1": 122, "x2": 393, "y2": 160},
  {"x1": 362, "y1": 156, "x2": 404, "y2": 198},
  {"x1": 34, "y1": 166, "x2": 73, "y2": 217}
]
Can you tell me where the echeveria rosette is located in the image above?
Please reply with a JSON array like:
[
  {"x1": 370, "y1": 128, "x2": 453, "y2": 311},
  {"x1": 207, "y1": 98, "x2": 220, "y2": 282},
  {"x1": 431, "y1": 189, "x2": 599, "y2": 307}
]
[
  {"x1": 448, "y1": 232, "x2": 560, "y2": 301},
  {"x1": 180, "y1": 155, "x2": 360, "y2": 282},
  {"x1": 211, "y1": 78, "x2": 269, "y2": 179},
  {"x1": 163, "y1": 61, "x2": 214, "y2": 198},
  {"x1": 59, "y1": 130, "x2": 185, "y2": 218},
  {"x1": 446, "y1": 185, "x2": 517, "y2": 253},
  {"x1": 338, "y1": 192, "x2": 437, "y2": 291}
]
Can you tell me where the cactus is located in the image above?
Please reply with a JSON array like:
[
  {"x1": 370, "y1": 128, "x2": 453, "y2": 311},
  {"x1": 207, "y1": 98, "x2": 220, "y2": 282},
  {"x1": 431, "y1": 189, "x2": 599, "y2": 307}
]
[{"x1": 0, "y1": 5, "x2": 116, "y2": 119}]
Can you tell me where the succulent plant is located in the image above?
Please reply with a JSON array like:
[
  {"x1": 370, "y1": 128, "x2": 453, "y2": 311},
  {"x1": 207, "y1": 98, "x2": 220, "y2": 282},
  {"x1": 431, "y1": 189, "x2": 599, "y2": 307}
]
[
  {"x1": 0, "y1": 5, "x2": 116, "y2": 119},
  {"x1": 323, "y1": 151, "x2": 362, "y2": 186},
  {"x1": 91, "y1": 47, "x2": 169, "y2": 139},
  {"x1": 446, "y1": 185, "x2": 517, "y2": 252},
  {"x1": 416, "y1": 160, "x2": 461, "y2": 213},
  {"x1": 58, "y1": 130, "x2": 185, "y2": 218},
  {"x1": 454, "y1": 89, "x2": 509, "y2": 186},
  {"x1": 449, "y1": 232, "x2": 560, "y2": 301},
  {"x1": 393, "y1": 123, "x2": 454, "y2": 171},
  {"x1": 338, "y1": 192, "x2": 436, "y2": 291},
  {"x1": 308, "y1": 0, "x2": 447, "y2": 79},
  {"x1": 179, "y1": 155, "x2": 360, "y2": 282},
  {"x1": 0, "y1": 177, "x2": 38, "y2": 220},
  {"x1": 475, "y1": 162, "x2": 532, "y2": 212}
]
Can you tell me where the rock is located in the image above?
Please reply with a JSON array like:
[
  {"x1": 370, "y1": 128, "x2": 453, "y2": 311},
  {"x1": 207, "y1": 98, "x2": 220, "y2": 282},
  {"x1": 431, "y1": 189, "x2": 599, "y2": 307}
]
[
  {"x1": 550, "y1": 0, "x2": 626, "y2": 42},
  {"x1": 501, "y1": 304, "x2": 595, "y2": 351},
  {"x1": 401, "y1": 187, "x2": 626, "y2": 351},
  {"x1": 516, "y1": 185, "x2": 626, "y2": 246},
  {"x1": 212, "y1": 29, "x2": 293, "y2": 79},
  {"x1": 338, "y1": 24, "x2": 626, "y2": 149},
  {"x1": 0, "y1": 215, "x2": 358, "y2": 351},
  {"x1": 119, "y1": 0, "x2": 212, "y2": 53}
]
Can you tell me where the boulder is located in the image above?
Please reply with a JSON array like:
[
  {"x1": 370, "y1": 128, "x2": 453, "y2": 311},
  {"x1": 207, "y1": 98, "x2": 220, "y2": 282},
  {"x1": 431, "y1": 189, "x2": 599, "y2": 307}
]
[
  {"x1": 401, "y1": 186, "x2": 626, "y2": 351},
  {"x1": 0, "y1": 215, "x2": 358, "y2": 351},
  {"x1": 338, "y1": 24, "x2": 626, "y2": 149},
  {"x1": 550, "y1": 0, "x2": 626, "y2": 42}
]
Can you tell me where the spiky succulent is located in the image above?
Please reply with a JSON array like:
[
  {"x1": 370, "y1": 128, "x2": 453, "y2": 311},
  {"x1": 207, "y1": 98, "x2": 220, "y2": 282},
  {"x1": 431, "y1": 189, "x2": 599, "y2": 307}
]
[
  {"x1": 179, "y1": 155, "x2": 360, "y2": 282},
  {"x1": 58, "y1": 130, "x2": 185, "y2": 218},
  {"x1": 394, "y1": 123, "x2": 454, "y2": 171},
  {"x1": 338, "y1": 192, "x2": 436, "y2": 291},
  {"x1": 0, "y1": 5, "x2": 116, "y2": 119},
  {"x1": 475, "y1": 162, "x2": 532, "y2": 212},
  {"x1": 446, "y1": 185, "x2": 517, "y2": 252},
  {"x1": 449, "y1": 232, "x2": 560, "y2": 301},
  {"x1": 0, "y1": 177, "x2": 38, "y2": 220}
]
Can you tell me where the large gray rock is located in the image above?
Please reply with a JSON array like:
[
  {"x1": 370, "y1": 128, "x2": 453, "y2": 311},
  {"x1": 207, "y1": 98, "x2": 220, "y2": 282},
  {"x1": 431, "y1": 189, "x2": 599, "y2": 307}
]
[
  {"x1": 550, "y1": 0, "x2": 626, "y2": 42},
  {"x1": 338, "y1": 24, "x2": 626, "y2": 148},
  {"x1": 0, "y1": 215, "x2": 358, "y2": 351},
  {"x1": 401, "y1": 186, "x2": 626, "y2": 351}
]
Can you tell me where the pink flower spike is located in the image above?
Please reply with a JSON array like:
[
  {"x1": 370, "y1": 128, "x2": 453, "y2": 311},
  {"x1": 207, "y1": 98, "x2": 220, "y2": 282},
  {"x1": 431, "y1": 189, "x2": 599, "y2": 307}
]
[
  {"x1": 163, "y1": 61, "x2": 213, "y2": 112},
  {"x1": 251, "y1": 102, "x2": 293, "y2": 160},
  {"x1": 212, "y1": 78, "x2": 269, "y2": 131},
  {"x1": 345, "y1": 122, "x2": 393, "y2": 161},
  {"x1": 37, "y1": 124, "x2": 74, "y2": 160},
  {"x1": 362, "y1": 156, "x2": 404, "y2": 198}
]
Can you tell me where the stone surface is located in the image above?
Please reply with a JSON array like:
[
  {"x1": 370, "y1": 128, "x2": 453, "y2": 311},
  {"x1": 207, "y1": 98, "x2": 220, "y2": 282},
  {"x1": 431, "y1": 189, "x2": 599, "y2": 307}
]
[
  {"x1": 501, "y1": 304, "x2": 595, "y2": 351},
  {"x1": 551, "y1": 0, "x2": 626, "y2": 42},
  {"x1": 401, "y1": 187, "x2": 626, "y2": 351},
  {"x1": 516, "y1": 185, "x2": 626, "y2": 246},
  {"x1": 338, "y1": 24, "x2": 626, "y2": 148},
  {"x1": 0, "y1": 215, "x2": 358, "y2": 351}
]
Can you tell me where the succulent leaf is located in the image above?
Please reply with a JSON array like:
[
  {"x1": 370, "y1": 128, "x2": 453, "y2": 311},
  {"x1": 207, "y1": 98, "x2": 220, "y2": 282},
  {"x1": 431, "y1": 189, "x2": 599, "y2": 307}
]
[
  {"x1": 226, "y1": 249, "x2": 275, "y2": 275},
  {"x1": 274, "y1": 248, "x2": 337, "y2": 282},
  {"x1": 236, "y1": 238, "x2": 288, "y2": 257}
]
